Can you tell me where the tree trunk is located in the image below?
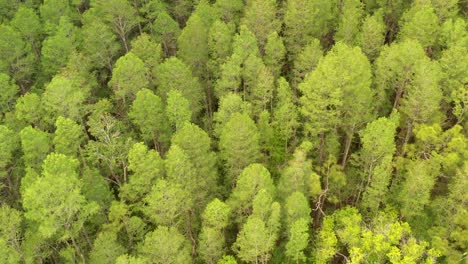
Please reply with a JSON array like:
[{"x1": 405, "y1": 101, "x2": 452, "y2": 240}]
[{"x1": 341, "y1": 131, "x2": 353, "y2": 168}]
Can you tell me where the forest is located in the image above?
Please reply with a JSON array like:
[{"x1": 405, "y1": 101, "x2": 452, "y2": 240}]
[{"x1": 0, "y1": 0, "x2": 466, "y2": 263}]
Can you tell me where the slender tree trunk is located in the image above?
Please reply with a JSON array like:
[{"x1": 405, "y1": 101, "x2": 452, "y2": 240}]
[
  {"x1": 319, "y1": 132, "x2": 325, "y2": 164},
  {"x1": 401, "y1": 121, "x2": 413, "y2": 156},
  {"x1": 70, "y1": 236, "x2": 85, "y2": 264},
  {"x1": 341, "y1": 130, "x2": 354, "y2": 168}
]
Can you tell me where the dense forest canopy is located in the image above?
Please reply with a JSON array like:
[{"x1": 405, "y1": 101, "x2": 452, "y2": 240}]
[{"x1": 0, "y1": 0, "x2": 467, "y2": 263}]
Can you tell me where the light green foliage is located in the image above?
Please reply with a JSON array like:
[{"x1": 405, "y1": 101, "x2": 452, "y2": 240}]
[
  {"x1": 165, "y1": 144, "x2": 198, "y2": 195},
  {"x1": 80, "y1": 17, "x2": 120, "y2": 70},
  {"x1": 358, "y1": 114, "x2": 399, "y2": 213},
  {"x1": 81, "y1": 167, "x2": 113, "y2": 213},
  {"x1": 410, "y1": 124, "x2": 467, "y2": 177},
  {"x1": 214, "y1": 0, "x2": 243, "y2": 23},
  {"x1": 439, "y1": 25, "x2": 468, "y2": 104},
  {"x1": 42, "y1": 75, "x2": 87, "y2": 124},
  {"x1": 278, "y1": 142, "x2": 321, "y2": 200},
  {"x1": 85, "y1": 99, "x2": 134, "y2": 184},
  {"x1": 233, "y1": 190, "x2": 280, "y2": 263},
  {"x1": 283, "y1": 0, "x2": 337, "y2": 59},
  {"x1": 129, "y1": 89, "x2": 170, "y2": 146},
  {"x1": 375, "y1": 39, "x2": 433, "y2": 115},
  {"x1": 22, "y1": 153, "x2": 99, "y2": 239},
  {"x1": 219, "y1": 113, "x2": 261, "y2": 185},
  {"x1": 143, "y1": 179, "x2": 191, "y2": 228},
  {"x1": 166, "y1": 90, "x2": 192, "y2": 130},
  {"x1": 93, "y1": 0, "x2": 139, "y2": 52},
  {"x1": 263, "y1": 32, "x2": 286, "y2": 78},
  {"x1": 10, "y1": 6, "x2": 42, "y2": 53},
  {"x1": 333, "y1": 207, "x2": 362, "y2": 247},
  {"x1": 300, "y1": 42, "x2": 373, "y2": 162},
  {"x1": 431, "y1": 0, "x2": 459, "y2": 22},
  {"x1": 53, "y1": 116, "x2": 84, "y2": 157},
  {"x1": 131, "y1": 33, "x2": 163, "y2": 87},
  {"x1": 171, "y1": 123, "x2": 219, "y2": 203},
  {"x1": 39, "y1": 0, "x2": 75, "y2": 32},
  {"x1": 398, "y1": 2, "x2": 439, "y2": 50},
  {"x1": 272, "y1": 77, "x2": 299, "y2": 148},
  {"x1": 217, "y1": 255, "x2": 237, "y2": 264},
  {"x1": 241, "y1": 0, "x2": 280, "y2": 48},
  {"x1": 156, "y1": 57, "x2": 204, "y2": 116},
  {"x1": 358, "y1": 10, "x2": 386, "y2": 61},
  {"x1": 314, "y1": 216, "x2": 337, "y2": 263},
  {"x1": 105, "y1": 201, "x2": 147, "y2": 247},
  {"x1": 0, "y1": 205, "x2": 22, "y2": 264},
  {"x1": 398, "y1": 159, "x2": 440, "y2": 219},
  {"x1": 208, "y1": 20, "x2": 234, "y2": 79},
  {"x1": 20, "y1": 126, "x2": 50, "y2": 169},
  {"x1": 109, "y1": 52, "x2": 149, "y2": 105},
  {"x1": 291, "y1": 39, "x2": 323, "y2": 88},
  {"x1": 399, "y1": 60, "x2": 442, "y2": 125},
  {"x1": 228, "y1": 164, "x2": 275, "y2": 224},
  {"x1": 120, "y1": 142, "x2": 163, "y2": 204},
  {"x1": 440, "y1": 18, "x2": 466, "y2": 49},
  {"x1": 285, "y1": 218, "x2": 309, "y2": 263},
  {"x1": 250, "y1": 65, "x2": 274, "y2": 116},
  {"x1": 335, "y1": 0, "x2": 364, "y2": 45},
  {"x1": 40, "y1": 16, "x2": 77, "y2": 79},
  {"x1": 0, "y1": 73, "x2": 19, "y2": 114},
  {"x1": 284, "y1": 194, "x2": 311, "y2": 262},
  {"x1": 115, "y1": 254, "x2": 146, "y2": 264},
  {"x1": 139, "y1": 226, "x2": 192, "y2": 264},
  {"x1": 285, "y1": 192, "x2": 311, "y2": 228},
  {"x1": 0, "y1": 24, "x2": 35, "y2": 84},
  {"x1": 152, "y1": 11, "x2": 181, "y2": 56},
  {"x1": 89, "y1": 231, "x2": 126, "y2": 264},
  {"x1": 0, "y1": 125, "x2": 17, "y2": 178},
  {"x1": 198, "y1": 199, "x2": 231, "y2": 263},
  {"x1": 15, "y1": 93, "x2": 42, "y2": 126},
  {"x1": 178, "y1": 14, "x2": 207, "y2": 76},
  {"x1": 215, "y1": 25, "x2": 259, "y2": 98},
  {"x1": 213, "y1": 93, "x2": 252, "y2": 138}
]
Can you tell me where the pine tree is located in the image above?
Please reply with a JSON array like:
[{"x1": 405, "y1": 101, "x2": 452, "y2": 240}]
[{"x1": 219, "y1": 113, "x2": 261, "y2": 186}]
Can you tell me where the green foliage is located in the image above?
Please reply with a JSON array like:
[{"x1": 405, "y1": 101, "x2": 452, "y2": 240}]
[
  {"x1": 283, "y1": 0, "x2": 337, "y2": 59},
  {"x1": 335, "y1": 0, "x2": 364, "y2": 45},
  {"x1": 109, "y1": 52, "x2": 149, "y2": 105},
  {"x1": 219, "y1": 113, "x2": 260, "y2": 185},
  {"x1": 143, "y1": 179, "x2": 191, "y2": 228},
  {"x1": 42, "y1": 74, "x2": 87, "y2": 124},
  {"x1": 120, "y1": 142, "x2": 163, "y2": 204},
  {"x1": 0, "y1": 1, "x2": 465, "y2": 262},
  {"x1": 241, "y1": 0, "x2": 280, "y2": 48},
  {"x1": 0, "y1": 73, "x2": 19, "y2": 114},
  {"x1": 358, "y1": 10, "x2": 386, "y2": 61},
  {"x1": 22, "y1": 153, "x2": 99, "y2": 239},
  {"x1": 40, "y1": 16, "x2": 77, "y2": 79},
  {"x1": 139, "y1": 226, "x2": 192, "y2": 264},
  {"x1": 0, "y1": 24, "x2": 36, "y2": 85},
  {"x1": 228, "y1": 163, "x2": 275, "y2": 224},
  {"x1": 89, "y1": 231, "x2": 126, "y2": 264},
  {"x1": 156, "y1": 57, "x2": 204, "y2": 116},
  {"x1": 166, "y1": 90, "x2": 192, "y2": 130},
  {"x1": 291, "y1": 38, "x2": 323, "y2": 88},
  {"x1": 198, "y1": 199, "x2": 231, "y2": 263},
  {"x1": 0, "y1": 205, "x2": 22, "y2": 264},
  {"x1": 129, "y1": 89, "x2": 171, "y2": 147},
  {"x1": 20, "y1": 126, "x2": 50, "y2": 169},
  {"x1": 152, "y1": 11, "x2": 180, "y2": 56},
  {"x1": 80, "y1": 17, "x2": 120, "y2": 70},
  {"x1": 53, "y1": 116, "x2": 84, "y2": 157}
]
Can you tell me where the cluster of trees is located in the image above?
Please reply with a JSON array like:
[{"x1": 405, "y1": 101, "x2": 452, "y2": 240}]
[{"x1": 0, "y1": 0, "x2": 466, "y2": 263}]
